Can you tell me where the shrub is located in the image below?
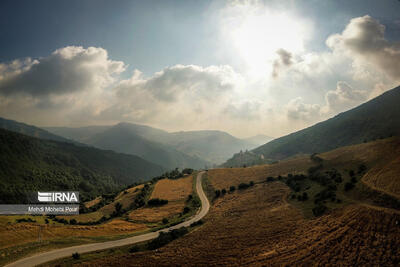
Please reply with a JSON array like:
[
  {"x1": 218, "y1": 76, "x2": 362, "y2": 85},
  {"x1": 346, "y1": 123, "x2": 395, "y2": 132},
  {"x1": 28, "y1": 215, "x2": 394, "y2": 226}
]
[
  {"x1": 129, "y1": 246, "x2": 139, "y2": 253},
  {"x1": 302, "y1": 192, "x2": 308, "y2": 201},
  {"x1": 351, "y1": 177, "x2": 357, "y2": 183},
  {"x1": 148, "y1": 227, "x2": 188, "y2": 250},
  {"x1": 215, "y1": 189, "x2": 221, "y2": 198},
  {"x1": 229, "y1": 186, "x2": 236, "y2": 192},
  {"x1": 249, "y1": 181, "x2": 254, "y2": 186},
  {"x1": 358, "y1": 164, "x2": 367, "y2": 174},
  {"x1": 349, "y1": 170, "x2": 355, "y2": 177},
  {"x1": 344, "y1": 182, "x2": 354, "y2": 191},
  {"x1": 72, "y1": 252, "x2": 80, "y2": 260},
  {"x1": 183, "y1": 207, "x2": 191, "y2": 214},
  {"x1": 312, "y1": 204, "x2": 327, "y2": 216},
  {"x1": 221, "y1": 189, "x2": 227, "y2": 195},
  {"x1": 266, "y1": 177, "x2": 275, "y2": 182},
  {"x1": 148, "y1": 198, "x2": 168, "y2": 206},
  {"x1": 238, "y1": 183, "x2": 250, "y2": 190},
  {"x1": 190, "y1": 219, "x2": 204, "y2": 227},
  {"x1": 69, "y1": 219, "x2": 77, "y2": 225},
  {"x1": 162, "y1": 218, "x2": 169, "y2": 224}
]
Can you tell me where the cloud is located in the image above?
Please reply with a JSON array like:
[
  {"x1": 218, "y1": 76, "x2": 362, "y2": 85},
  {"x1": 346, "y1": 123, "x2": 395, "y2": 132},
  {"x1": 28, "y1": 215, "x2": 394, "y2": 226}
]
[
  {"x1": 272, "y1": 48, "x2": 293, "y2": 78},
  {"x1": 327, "y1": 15, "x2": 400, "y2": 81},
  {"x1": 325, "y1": 81, "x2": 366, "y2": 112},
  {"x1": 116, "y1": 64, "x2": 239, "y2": 103},
  {"x1": 0, "y1": 46, "x2": 125, "y2": 96},
  {"x1": 286, "y1": 97, "x2": 321, "y2": 121}
]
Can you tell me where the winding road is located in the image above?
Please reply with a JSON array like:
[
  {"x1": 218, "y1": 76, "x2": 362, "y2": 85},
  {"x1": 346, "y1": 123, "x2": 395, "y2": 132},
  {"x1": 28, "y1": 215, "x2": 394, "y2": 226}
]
[{"x1": 6, "y1": 172, "x2": 210, "y2": 267}]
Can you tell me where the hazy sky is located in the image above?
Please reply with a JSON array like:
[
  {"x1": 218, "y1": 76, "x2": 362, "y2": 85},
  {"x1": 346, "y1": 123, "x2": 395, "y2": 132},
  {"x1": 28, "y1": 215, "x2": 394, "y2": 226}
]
[{"x1": 0, "y1": 0, "x2": 400, "y2": 138}]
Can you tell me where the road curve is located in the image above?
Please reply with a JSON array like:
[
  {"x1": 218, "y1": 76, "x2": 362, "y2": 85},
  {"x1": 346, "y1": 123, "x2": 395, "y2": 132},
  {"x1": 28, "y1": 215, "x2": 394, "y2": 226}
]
[{"x1": 6, "y1": 172, "x2": 210, "y2": 267}]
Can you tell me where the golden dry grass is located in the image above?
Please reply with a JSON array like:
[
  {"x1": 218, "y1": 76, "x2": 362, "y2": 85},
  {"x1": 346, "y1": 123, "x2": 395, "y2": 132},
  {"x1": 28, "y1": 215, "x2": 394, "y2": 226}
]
[
  {"x1": 208, "y1": 155, "x2": 313, "y2": 190},
  {"x1": 0, "y1": 218, "x2": 147, "y2": 250},
  {"x1": 76, "y1": 182, "x2": 400, "y2": 266},
  {"x1": 128, "y1": 176, "x2": 193, "y2": 223},
  {"x1": 150, "y1": 176, "x2": 193, "y2": 201},
  {"x1": 84, "y1": 197, "x2": 102, "y2": 209},
  {"x1": 128, "y1": 202, "x2": 186, "y2": 223},
  {"x1": 60, "y1": 184, "x2": 144, "y2": 223}
]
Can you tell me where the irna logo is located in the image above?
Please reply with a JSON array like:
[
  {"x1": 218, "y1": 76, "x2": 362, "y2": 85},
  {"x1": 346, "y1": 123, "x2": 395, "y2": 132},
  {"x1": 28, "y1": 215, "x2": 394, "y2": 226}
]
[{"x1": 37, "y1": 192, "x2": 79, "y2": 203}]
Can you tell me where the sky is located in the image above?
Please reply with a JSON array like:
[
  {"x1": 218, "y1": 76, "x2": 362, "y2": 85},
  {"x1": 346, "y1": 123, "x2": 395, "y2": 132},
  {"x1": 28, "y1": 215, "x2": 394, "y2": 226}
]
[{"x1": 0, "y1": 0, "x2": 400, "y2": 138}]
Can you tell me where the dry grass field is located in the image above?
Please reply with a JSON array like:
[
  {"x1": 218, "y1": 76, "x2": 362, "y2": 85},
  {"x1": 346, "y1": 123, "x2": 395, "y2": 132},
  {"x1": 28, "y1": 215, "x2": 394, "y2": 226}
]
[
  {"x1": 59, "y1": 184, "x2": 144, "y2": 223},
  {"x1": 75, "y1": 183, "x2": 400, "y2": 266},
  {"x1": 128, "y1": 176, "x2": 193, "y2": 223},
  {"x1": 0, "y1": 218, "x2": 147, "y2": 250},
  {"x1": 70, "y1": 138, "x2": 400, "y2": 266},
  {"x1": 208, "y1": 155, "x2": 313, "y2": 190}
]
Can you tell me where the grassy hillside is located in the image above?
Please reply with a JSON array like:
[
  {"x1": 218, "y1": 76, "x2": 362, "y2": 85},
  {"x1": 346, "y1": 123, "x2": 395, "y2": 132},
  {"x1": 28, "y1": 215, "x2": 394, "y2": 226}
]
[
  {"x1": 0, "y1": 128, "x2": 164, "y2": 204},
  {"x1": 223, "y1": 85, "x2": 400, "y2": 167}
]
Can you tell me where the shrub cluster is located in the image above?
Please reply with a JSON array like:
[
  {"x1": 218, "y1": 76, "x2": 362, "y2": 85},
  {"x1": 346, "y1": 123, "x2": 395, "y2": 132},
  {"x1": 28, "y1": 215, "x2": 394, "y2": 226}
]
[{"x1": 147, "y1": 227, "x2": 188, "y2": 250}]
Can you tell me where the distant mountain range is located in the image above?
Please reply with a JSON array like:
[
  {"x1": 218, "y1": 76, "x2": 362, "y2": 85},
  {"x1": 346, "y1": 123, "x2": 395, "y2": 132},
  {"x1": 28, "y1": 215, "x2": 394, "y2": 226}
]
[
  {"x1": 223, "y1": 85, "x2": 400, "y2": 167},
  {"x1": 45, "y1": 123, "x2": 271, "y2": 167},
  {"x1": 0, "y1": 128, "x2": 164, "y2": 204}
]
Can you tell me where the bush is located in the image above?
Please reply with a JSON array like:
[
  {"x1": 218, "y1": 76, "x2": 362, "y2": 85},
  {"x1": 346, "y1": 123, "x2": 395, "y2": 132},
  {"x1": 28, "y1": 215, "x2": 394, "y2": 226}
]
[
  {"x1": 302, "y1": 192, "x2": 308, "y2": 201},
  {"x1": 344, "y1": 182, "x2": 355, "y2": 191},
  {"x1": 72, "y1": 252, "x2": 80, "y2": 260},
  {"x1": 238, "y1": 183, "x2": 250, "y2": 190},
  {"x1": 129, "y1": 246, "x2": 139, "y2": 253},
  {"x1": 266, "y1": 177, "x2": 275, "y2": 182},
  {"x1": 351, "y1": 177, "x2": 357, "y2": 183},
  {"x1": 215, "y1": 189, "x2": 221, "y2": 198},
  {"x1": 249, "y1": 181, "x2": 254, "y2": 186},
  {"x1": 312, "y1": 204, "x2": 327, "y2": 216},
  {"x1": 148, "y1": 198, "x2": 168, "y2": 206},
  {"x1": 69, "y1": 219, "x2": 77, "y2": 225},
  {"x1": 349, "y1": 170, "x2": 355, "y2": 177},
  {"x1": 183, "y1": 207, "x2": 191, "y2": 214},
  {"x1": 162, "y1": 218, "x2": 169, "y2": 224},
  {"x1": 148, "y1": 227, "x2": 188, "y2": 250},
  {"x1": 221, "y1": 188, "x2": 227, "y2": 195},
  {"x1": 190, "y1": 219, "x2": 204, "y2": 227},
  {"x1": 229, "y1": 186, "x2": 236, "y2": 192}
]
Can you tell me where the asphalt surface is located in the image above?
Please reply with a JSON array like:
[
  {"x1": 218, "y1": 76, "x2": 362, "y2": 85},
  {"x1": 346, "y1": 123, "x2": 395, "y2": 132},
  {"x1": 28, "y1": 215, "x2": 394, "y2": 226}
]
[{"x1": 5, "y1": 171, "x2": 210, "y2": 267}]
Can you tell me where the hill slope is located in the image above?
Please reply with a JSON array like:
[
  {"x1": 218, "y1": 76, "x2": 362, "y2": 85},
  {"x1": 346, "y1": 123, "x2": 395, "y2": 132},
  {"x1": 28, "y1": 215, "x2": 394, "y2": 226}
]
[
  {"x1": 86, "y1": 123, "x2": 209, "y2": 169},
  {"x1": 0, "y1": 128, "x2": 164, "y2": 204},
  {"x1": 223, "y1": 85, "x2": 400, "y2": 167},
  {"x1": 0, "y1": 117, "x2": 72, "y2": 143},
  {"x1": 46, "y1": 123, "x2": 258, "y2": 165}
]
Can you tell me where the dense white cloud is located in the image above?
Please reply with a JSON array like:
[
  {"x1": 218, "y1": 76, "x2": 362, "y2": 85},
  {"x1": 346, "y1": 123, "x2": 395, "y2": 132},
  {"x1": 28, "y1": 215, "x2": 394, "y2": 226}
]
[
  {"x1": 327, "y1": 15, "x2": 400, "y2": 81},
  {"x1": 0, "y1": 46, "x2": 125, "y2": 96}
]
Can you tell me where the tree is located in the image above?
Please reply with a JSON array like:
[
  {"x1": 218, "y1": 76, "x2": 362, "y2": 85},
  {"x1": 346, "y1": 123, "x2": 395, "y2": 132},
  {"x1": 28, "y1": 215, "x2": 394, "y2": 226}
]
[
  {"x1": 249, "y1": 181, "x2": 254, "y2": 186},
  {"x1": 215, "y1": 189, "x2": 221, "y2": 198},
  {"x1": 162, "y1": 218, "x2": 169, "y2": 224},
  {"x1": 302, "y1": 192, "x2": 308, "y2": 201},
  {"x1": 72, "y1": 252, "x2": 80, "y2": 260},
  {"x1": 345, "y1": 182, "x2": 354, "y2": 191},
  {"x1": 115, "y1": 202, "x2": 122, "y2": 214},
  {"x1": 221, "y1": 189, "x2": 227, "y2": 195},
  {"x1": 229, "y1": 186, "x2": 236, "y2": 192}
]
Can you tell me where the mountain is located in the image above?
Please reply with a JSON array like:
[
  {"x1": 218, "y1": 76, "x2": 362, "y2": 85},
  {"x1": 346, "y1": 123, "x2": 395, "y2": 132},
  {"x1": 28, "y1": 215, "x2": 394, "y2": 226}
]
[
  {"x1": 44, "y1": 125, "x2": 111, "y2": 143},
  {"x1": 223, "y1": 85, "x2": 400, "y2": 167},
  {"x1": 0, "y1": 117, "x2": 72, "y2": 143},
  {"x1": 0, "y1": 128, "x2": 164, "y2": 204},
  {"x1": 167, "y1": 130, "x2": 256, "y2": 164},
  {"x1": 85, "y1": 123, "x2": 210, "y2": 169},
  {"x1": 243, "y1": 134, "x2": 274, "y2": 147},
  {"x1": 46, "y1": 123, "x2": 259, "y2": 165}
]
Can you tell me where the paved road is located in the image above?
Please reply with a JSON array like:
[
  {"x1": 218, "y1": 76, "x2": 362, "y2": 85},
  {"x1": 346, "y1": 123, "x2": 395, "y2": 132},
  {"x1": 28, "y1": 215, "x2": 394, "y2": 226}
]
[{"x1": 6, "y1": 172, "x2": 210, "y2": 267}]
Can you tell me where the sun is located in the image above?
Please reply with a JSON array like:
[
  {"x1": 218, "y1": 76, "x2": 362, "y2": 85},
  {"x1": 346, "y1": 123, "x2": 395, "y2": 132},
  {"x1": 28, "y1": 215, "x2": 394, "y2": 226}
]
[{"x1": 221, "y1": 4, "x2": 310, "y2": 78}]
